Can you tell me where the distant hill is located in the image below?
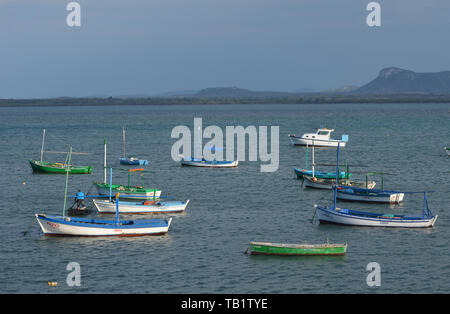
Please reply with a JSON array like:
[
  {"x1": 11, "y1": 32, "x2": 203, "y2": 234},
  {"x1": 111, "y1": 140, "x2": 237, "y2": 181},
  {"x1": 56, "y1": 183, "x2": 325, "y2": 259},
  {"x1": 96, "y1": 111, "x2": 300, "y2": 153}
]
[
  {"x1": 194, "y1": 87, "x2": 297, "y2": 98},
  {"x1": 356, "y1": 67, "x2": 450, "y2": 94},
  {"x1": 328, "y1": 85, "x2": 359, "y2": 93}
]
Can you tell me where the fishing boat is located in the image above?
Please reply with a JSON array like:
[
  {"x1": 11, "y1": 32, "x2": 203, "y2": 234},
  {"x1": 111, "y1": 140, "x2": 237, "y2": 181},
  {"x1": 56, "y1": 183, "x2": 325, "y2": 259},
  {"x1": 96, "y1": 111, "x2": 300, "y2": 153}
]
[
  {"x1": 93, "y1": 199, "x2": 189, "y2": 214},
  {"x1": 66, "y1": 202, "x2": 91, "y2": 216},
  {"x1": 336, "y1": 187, "x2": 404, "y2": 203},
  {"x1": 30, "y1": 129, "x2": 92, "y2": 174},
  {"x1": 294, "y1": 142, "x2": 350, "y2": 179},
  {"x1": 179, "y1": 129, "x2": 238, "y2": 168},
  {"x1": 29, "y1": 160, "x2": 92, "y2": 174},
  {"x1": 94, "y1": 176, "x2": 161, "y2": 200},
  {"x1": 180, "y1": 156, "x2": 238, "y2": 168},
  {"x1": 294, "y1": 168, "x2": 349, "y2": 179},
  {"x1": 35, "y1": 214, "x2": 172, "y2": 236},
  {"x1": 315, "y1": 143, "x2": 438, "y2": 228},
  {"x1": 95, "y1": 140, "x2": 160, "y2": 200},
  {"x1": 120, "y1": 157, "x2": 149, "y2": 166},
  {"x1": 445, "y1": 147, "x2": 450, "y2": 156},
  {"x1": 247, "y1": 241, "x2": 347, "y2": 256},
  {"x1": 316, "y1": 203, "x2": 437, "y2": 228},
  {"x1": 35, "y1": 148, "x2": 172, "y2": 236},
  {"x1": 336, "y1": 172, "x2": 404, "y2": 203},
  {"x1": 119, "y1": 126, "x2": 148, "y2": 166},
  {"x1": 303, "y1": 175, "x2": 376, "y2": 190},
  {"x1": 288, "y1": 128, "x2": 348, "y2": 147}
]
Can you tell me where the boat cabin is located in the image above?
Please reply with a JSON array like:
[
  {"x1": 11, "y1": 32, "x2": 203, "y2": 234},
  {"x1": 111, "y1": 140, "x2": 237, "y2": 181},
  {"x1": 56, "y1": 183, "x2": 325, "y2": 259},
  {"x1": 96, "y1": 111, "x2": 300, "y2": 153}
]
[{"x1": 302, "y1": 128, "x2": 334, "y2": 140}]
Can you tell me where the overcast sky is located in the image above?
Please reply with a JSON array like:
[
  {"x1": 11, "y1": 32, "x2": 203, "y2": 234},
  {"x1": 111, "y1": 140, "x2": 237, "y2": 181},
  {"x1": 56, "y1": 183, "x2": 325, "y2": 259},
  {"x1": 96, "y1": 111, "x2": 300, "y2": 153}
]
[{"x1": 1, "y1": 0, "x2": 450, "y2": 98}]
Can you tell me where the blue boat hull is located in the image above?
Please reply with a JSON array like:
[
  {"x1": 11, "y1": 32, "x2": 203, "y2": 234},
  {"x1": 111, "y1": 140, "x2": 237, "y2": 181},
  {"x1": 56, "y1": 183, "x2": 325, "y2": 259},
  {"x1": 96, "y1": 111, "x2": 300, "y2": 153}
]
[
  {"x1": 120, "y1": 158, "x2": 148, "y2": 166},
  {"x1": 35, "y1": 214, "x2": 171, "y2": 236},
  {"x1": 336, "y1": 187, "x2": 404, "y2": 203}
]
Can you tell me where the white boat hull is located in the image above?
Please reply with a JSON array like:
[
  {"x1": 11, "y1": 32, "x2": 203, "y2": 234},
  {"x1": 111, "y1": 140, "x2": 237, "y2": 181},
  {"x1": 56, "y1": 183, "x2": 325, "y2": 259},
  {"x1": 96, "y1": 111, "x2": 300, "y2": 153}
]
[
  {"x1": 181, "y1": 159, "x2": 238, "y2": 168},
  {"x1": 35, "y1": 214, "x2": 172, "y2": 236},
  {"x1": 336, "y1": 191, "x2": 404, "y2": 203},
  {"x1": 93, "y1": 199, "x2": 189, "y2": 214},
  {"x1": 445, "y1": 147, "x2": 450, "y2": 156},
  {"x1": 95, "y1": 184, "x2": 162, "y2": 200},
  {"x1": 316, "y1": 206, "x2": 437, "y2": 228},
  {"x1": 288, "y1": 135, "x2": 346, "y2": 147},
  {"x1": 303, "y1": 177, "x2": 334, "y2": 189}
]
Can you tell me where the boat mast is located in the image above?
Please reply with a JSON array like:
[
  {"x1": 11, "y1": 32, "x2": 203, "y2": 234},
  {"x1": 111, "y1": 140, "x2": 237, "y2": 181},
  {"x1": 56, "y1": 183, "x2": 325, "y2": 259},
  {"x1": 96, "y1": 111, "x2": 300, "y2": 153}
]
[
  {"x1": 104, "y1": 138, "x2": 107, "y2": 184},
  {"x1": 122, "y1": 126, "x2": 126, "y2": 158},
  {"x1": 115, "y1": 193, "x2": 120, "y2": 225},
  {"x1": 312, "y1": 140, "x2": 315, "y2": 177},
  {"x1": 305, "y1": 143, "x2": 308, "y2": 170},
  {"x1": 62, "y1": 146, "x2": 72, "y2": 218},
  {"x1": 333, "y1": 142, "x2": 340, "y2": 210},
  {"x1": 109, "y1": 167, "x2": 113, "y2": 202},
  {"x1": 40, "y1": 129, "x2": 46, "y2": 162}
]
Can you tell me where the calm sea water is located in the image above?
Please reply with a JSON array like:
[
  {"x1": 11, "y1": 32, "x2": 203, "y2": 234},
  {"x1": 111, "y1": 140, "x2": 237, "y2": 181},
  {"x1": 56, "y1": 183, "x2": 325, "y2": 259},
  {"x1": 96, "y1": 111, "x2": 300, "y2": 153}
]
[{"x1": 0, "y1": 103, "x2": 449, "y2": 293}]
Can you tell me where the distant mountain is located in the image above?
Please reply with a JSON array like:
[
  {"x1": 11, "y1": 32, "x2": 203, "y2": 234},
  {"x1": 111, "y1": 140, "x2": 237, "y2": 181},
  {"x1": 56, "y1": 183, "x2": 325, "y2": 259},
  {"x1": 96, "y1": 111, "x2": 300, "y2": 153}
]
[
  {"x1": 325, "y1": 85, "x2": 359, "y2": 93},
  {"x1": 194, "y1": 87, "x2": 297, "y2": 98},
  {"x1": 356, "y1": 67, "x2": 450, "y2": 94},
  {"x1": 293, "y1": 88, "x2": 316, "y2": 93},
  {"x1": 157, "y1": 90, "x2": 199, "y2": 97}
]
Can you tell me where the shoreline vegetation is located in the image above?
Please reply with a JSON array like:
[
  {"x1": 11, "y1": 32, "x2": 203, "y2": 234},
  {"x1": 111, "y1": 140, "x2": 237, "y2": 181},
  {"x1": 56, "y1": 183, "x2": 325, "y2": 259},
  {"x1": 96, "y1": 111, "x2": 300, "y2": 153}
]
[{"x1": 2, "y1": 94, "x2": 450, "y2": 107}]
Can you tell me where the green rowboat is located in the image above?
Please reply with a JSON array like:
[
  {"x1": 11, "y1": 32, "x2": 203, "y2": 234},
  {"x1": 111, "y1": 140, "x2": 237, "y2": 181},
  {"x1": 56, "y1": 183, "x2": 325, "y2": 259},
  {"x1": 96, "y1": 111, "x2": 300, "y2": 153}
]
[
  {"x1": 30, "y1": 129, "x2": 92, "y2": 174},
  {"x1": 248, "y1": 241, "x2": 347, "y2": 256},
  {"x1": 29, "y1": 160, "x2": 92, "y2": 174}
]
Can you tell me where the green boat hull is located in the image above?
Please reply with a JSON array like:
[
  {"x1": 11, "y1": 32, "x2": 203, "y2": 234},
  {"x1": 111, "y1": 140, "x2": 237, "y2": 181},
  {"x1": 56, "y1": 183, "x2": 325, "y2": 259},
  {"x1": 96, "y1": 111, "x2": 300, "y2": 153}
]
[
  {"x1": 29, "y1": 160, "x2": 92, "y2": 174},
  {"x1": 249, "y1": 242, "x2": 347, "y2": 256},
  {"x1": 94, "y1": 182, "x2": 162, "y2": 200}
]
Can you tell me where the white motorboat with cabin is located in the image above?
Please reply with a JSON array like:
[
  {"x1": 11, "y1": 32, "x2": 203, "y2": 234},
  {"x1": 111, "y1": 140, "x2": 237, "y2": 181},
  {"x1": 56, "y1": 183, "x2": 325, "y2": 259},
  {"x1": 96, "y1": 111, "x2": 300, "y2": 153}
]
[{"x1": 289, "y1": 128, "x2": 348, "y2": 147}]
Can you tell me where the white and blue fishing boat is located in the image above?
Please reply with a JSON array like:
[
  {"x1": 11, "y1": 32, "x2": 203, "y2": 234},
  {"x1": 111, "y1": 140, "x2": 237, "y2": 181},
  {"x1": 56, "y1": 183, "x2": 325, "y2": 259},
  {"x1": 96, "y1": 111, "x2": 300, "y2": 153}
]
[
  {"x1": 120, "y1": 157, "x2": 149, "y2": 166},
  {"x1": 35, "y1": 148, "x2": 172, "y2": 236},
  {"x1": 336, "y1": 187, "x2": 404, "y2": 204},
  {"x1": 315, "y1": 144, "x2": 438, "y2": 228},
  {"x1": 119, "y1": 127, "x2": 148, "y2": 166},
  {"x1": 181, "y1": 156, "x2": 238, "y2": 168},
  {"x1": 35, "y1": 214, "x2": 172, "y2": 236},
  {"x1": 336, "y1": 172, "x2": 404, "y2": 204},
  {"x1": 289, "y1": 128, "x2": 348, "y2": 147},
  {"x1": 93, "y1": 199, "x2": 190, "y2": 214},
  {"x1": 180, "y1": 129, "x2": 238, "y2": 168}
]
